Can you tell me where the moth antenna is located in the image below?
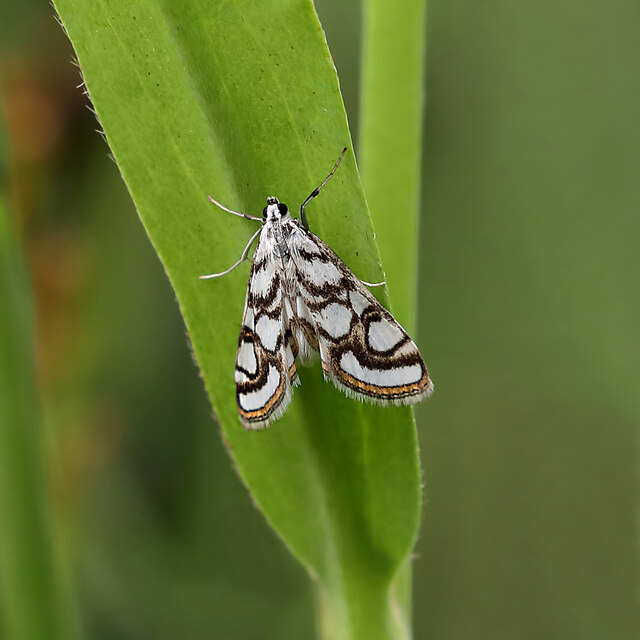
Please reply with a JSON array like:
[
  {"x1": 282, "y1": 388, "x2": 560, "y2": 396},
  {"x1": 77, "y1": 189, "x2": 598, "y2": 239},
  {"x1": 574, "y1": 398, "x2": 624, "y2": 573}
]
[
  {"x1": 207, "y1": 196, "x2": 262, "y2": 222},
  {"x1": 300, "y1": 147, "x2": 347, "y2": 230}
]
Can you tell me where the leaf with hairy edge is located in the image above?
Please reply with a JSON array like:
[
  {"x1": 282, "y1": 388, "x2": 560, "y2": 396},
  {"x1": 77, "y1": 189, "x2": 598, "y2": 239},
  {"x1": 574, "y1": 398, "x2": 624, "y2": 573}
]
[{"x1": 52, "y1": 1, "x2": 421, "y2": 637}]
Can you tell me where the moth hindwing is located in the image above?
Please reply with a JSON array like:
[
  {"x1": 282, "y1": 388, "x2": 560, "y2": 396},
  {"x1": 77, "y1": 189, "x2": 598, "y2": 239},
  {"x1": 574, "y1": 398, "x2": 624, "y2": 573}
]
[{"x1": 200, "y1": 150, "x2": 433, "y2": 429}]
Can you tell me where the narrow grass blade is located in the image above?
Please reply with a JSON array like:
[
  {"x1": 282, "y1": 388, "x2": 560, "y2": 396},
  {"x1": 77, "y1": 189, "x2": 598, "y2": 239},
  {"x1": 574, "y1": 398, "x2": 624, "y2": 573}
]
[{"x1": 360, "y1": 0, "x2": 428, "y2": 332}]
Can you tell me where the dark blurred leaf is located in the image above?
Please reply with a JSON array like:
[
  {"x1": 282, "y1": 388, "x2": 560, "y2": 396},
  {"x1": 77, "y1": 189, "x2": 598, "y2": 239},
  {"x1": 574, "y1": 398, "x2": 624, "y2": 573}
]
[{"x1": 0, "y1": 166, "x2": 73, "y2": 640}]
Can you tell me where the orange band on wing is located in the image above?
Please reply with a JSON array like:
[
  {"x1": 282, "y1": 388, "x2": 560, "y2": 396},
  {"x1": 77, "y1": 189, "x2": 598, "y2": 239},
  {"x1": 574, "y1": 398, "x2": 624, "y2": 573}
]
[
  {"x1": 239, "y1": 371, "x2": 286, "y2": 422},
  {"x1": 334, "y1": 367, "x2": 430, "y2": 399}
]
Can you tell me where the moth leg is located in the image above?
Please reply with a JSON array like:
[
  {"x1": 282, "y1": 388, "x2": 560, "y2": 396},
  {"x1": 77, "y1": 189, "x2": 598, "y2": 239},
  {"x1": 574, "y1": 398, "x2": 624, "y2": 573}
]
[
  {"x1": 300, "y1": 147, "x2": 348, "y2": 230},
  {"x1": 360, "y1": 279, "x2": 386, "y2": 288},
  {"x1": 200, "y1": 226, "x2": 262, "y2": 280},
  {"x1": 207, "y1": 195, "x2": 262, "y2": 222}
]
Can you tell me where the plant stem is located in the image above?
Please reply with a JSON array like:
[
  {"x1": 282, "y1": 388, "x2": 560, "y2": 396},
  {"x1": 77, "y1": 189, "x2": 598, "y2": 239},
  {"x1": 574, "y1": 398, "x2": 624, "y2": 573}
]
[{"x1": 315, "y1": 569, "x2": 411, "y2": 640}]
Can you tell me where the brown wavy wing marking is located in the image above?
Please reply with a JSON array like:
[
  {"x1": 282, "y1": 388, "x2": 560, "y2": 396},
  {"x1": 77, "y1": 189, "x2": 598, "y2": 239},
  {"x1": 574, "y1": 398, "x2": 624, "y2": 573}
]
[{"x1": 293, "y1": 229, "x2": 434, "y2": 405}]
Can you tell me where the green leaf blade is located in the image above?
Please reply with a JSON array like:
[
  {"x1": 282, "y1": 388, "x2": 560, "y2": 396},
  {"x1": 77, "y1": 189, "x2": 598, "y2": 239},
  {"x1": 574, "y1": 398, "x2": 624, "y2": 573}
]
[{"x1": 53, "y1": 1, "x2": 421, "y2": 636}]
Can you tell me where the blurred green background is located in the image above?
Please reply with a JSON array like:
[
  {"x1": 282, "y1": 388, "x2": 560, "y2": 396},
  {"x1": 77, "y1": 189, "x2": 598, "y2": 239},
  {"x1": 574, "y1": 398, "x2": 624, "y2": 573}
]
[{"x1": 1, "y1": 0, "x2": 637, "y2": 638}]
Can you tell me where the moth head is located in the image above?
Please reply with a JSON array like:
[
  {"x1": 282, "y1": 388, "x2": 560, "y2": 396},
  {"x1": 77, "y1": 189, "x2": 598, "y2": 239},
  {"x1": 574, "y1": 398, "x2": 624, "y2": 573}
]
[{"x1": 263, "y1": 196, "x2": 288, "y2": 221}]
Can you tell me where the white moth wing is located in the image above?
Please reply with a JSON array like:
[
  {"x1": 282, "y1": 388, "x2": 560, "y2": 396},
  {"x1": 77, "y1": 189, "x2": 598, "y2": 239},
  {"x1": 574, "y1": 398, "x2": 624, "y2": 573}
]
[
  {"x1": 234, "y1": 230, "x2": 297, "y2": 429},
  {"x1": 288, "y1": 223, "x2": 433, "y2": 405}
]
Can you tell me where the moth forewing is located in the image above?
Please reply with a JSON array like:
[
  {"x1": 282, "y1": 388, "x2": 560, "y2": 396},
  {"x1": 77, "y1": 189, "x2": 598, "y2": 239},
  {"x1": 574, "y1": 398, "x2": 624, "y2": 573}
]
[
  {"x1": 291, "y1": 229, "x2": 433, "y2": 406},
  {"x1": 233, "y1": 230, "x2": 294, "y2": 429}
]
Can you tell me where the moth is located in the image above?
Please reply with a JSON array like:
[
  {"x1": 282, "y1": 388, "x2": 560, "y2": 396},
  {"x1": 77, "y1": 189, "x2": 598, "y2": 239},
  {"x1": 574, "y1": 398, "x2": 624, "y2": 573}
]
[{"x1": 201, "y1": 148, "x2": 433, "y2": 429}]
